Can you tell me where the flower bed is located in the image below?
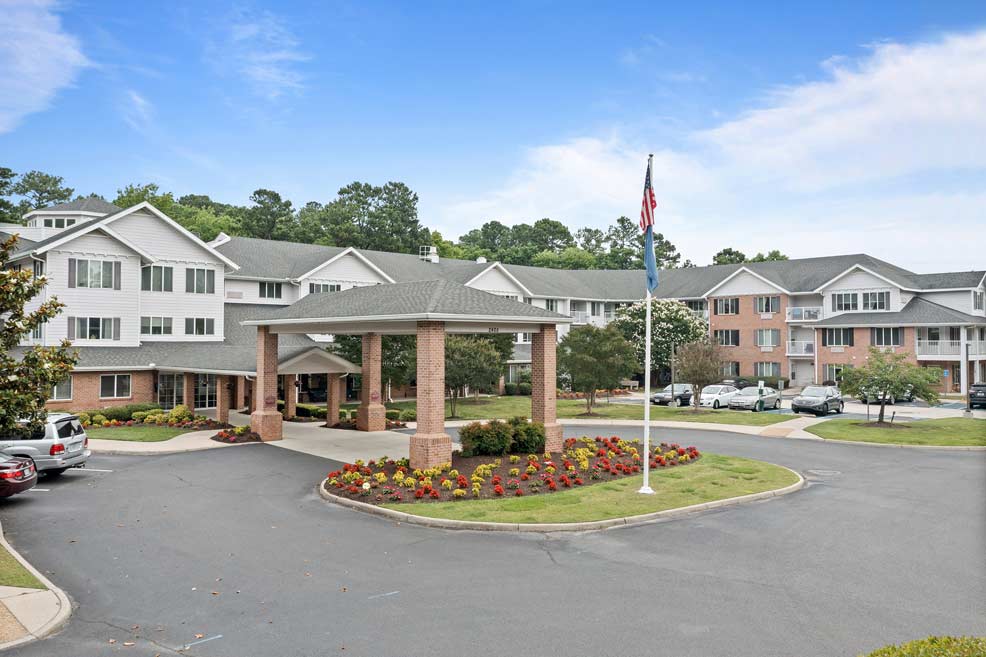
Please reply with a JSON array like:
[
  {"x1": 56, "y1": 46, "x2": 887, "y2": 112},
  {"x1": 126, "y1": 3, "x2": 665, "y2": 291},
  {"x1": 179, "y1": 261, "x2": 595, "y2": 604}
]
[
  {"x1": 323, "y1": 437, "x2": 701, "y2": 504},
  {"x1": 211, "y1": 426, "x2": 263, "y2": 443},
  {"x1": 85, "y1": 417, "x2": 227, "y2": 431}
]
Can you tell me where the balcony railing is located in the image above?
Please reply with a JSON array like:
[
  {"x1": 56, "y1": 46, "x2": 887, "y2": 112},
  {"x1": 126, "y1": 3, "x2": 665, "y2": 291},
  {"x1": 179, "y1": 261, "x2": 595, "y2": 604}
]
[
  {"x1": 787, "y1": 340, "x2": 815, "y2": 356},
  {"x1": 786, "y1": 306, "x2": 822, "y2": 322},
  {"x1": 569, "y1": 311, "x2": 589, "y2": 324},
  {"x1": 916, "y1": 340, "x2": 961, "y2": 356},
  {"x1": 691, "y1": 309, "x2": 710, "y2": 321}
]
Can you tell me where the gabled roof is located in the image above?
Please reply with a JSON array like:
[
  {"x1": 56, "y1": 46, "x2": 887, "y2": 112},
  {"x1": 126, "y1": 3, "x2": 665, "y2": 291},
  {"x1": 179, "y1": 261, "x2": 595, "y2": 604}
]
[
  {"x1": 23, "y1": 198, "x2": 122, "y2": 216},
  {"x1": 813, "y1": 297, "x2": 986, "y2": 327}
]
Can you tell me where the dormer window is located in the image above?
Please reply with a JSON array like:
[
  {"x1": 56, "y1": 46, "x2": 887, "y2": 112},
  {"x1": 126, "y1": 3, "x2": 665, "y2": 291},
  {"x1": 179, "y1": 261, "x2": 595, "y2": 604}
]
[
  {"x1": 832, "y1": 293, "x2": 858, "y2": 312},
  {"x1": 862, "y1": 291, "x2": 889, "y2": 311}
]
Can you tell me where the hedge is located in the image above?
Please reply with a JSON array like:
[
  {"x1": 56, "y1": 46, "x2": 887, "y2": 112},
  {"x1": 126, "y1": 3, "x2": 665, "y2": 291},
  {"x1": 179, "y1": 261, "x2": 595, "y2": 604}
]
[
  {"x1": 77, "y1": 402, "x2": 161, "y2": 423},
  {"x1": 503, "y1": 382, "x2": 518, "y2": 396},
  {"x1": 385, "y1": 410, "x2": 401, "y2": 421},
  {"x1": 399, "y1": 409, "x2": 416, "y2": 422},
  {"x1": 859, "y1": 636, "x2": 986, "y2": 657},
  {"x1": 459, "y1": 417, "x2": 546, "y2": 456},
  {"x1": 517, "y1": 382, "x2": 532, "y2": 396}
]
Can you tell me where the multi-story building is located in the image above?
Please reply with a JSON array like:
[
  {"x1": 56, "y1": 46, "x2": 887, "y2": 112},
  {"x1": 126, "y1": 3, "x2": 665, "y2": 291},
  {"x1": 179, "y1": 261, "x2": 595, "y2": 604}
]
[{"x1": 3, "y1": 200, "x2": 984, "y2": 413}]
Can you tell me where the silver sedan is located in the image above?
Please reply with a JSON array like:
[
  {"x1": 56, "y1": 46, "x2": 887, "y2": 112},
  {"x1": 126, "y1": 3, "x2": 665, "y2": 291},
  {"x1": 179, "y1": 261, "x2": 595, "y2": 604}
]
[{"x1": 727, "y1": 386, "x2": 781, "y2": 412}]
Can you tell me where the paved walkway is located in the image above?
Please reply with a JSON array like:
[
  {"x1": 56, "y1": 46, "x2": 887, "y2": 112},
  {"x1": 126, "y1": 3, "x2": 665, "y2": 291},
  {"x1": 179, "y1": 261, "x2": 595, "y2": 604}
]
[{"x1": 87, "y1": 429, "x2": 231, "y2": 455}]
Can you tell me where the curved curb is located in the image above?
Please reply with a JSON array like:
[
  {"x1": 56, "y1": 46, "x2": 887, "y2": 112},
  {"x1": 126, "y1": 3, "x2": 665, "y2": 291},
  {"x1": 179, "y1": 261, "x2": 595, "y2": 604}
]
[
  {"x1": 0, "y1": 520, "x2": 72, "y2": 652},
  {"x1": 813, "y1": 438, "x2": 986, "y2": 451},
  {"x1": 317, "y1": 466, "x2": 805, "y2": 533},
  {"x1": 88, "y1": 441, "x2": 258, "y2": 456}
]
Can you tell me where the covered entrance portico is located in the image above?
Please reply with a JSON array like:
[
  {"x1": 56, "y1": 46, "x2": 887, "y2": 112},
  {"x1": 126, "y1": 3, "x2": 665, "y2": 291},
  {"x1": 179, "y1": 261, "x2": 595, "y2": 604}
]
[{"x1": 242, "y1": 280, "x2": 571, "y2": 468}]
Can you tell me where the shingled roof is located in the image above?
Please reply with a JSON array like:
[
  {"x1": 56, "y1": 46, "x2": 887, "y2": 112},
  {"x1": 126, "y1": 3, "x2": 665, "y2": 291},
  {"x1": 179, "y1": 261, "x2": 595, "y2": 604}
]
[{"x1": 813, "y1": 297, "x2": 986, "y2": 327}]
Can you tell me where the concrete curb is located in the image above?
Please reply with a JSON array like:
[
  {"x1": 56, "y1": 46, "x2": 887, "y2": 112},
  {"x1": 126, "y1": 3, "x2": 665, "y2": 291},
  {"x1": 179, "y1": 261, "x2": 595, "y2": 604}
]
[
  {"x1": 317, "y1": 466, "x2": 805, "y2": 533},
  {"x1": 88, "y1": 440, "x2": 255, "y2": 456},
  {"x1": 813, "y1": 439, "x2": 986, "y2": 451},
  {"x1": 0, "y1": 520, "x2": 72, "y2": 652}
]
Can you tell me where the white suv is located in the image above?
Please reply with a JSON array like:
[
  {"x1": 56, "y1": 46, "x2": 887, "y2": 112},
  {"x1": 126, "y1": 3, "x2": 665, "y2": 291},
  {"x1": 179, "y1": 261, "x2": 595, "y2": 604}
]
[{"x1": 0, "y1": 414, "x2": 91, "y2": 476}]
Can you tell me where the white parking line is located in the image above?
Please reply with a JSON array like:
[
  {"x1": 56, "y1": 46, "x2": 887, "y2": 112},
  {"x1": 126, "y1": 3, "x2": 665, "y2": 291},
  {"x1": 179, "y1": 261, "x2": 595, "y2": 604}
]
[
  {"x1": 28, "y1": 488, "x2": 50, "y2": 492},
  {"x1": 78, "y1": 468, "x2": 114, "y2": 473}
]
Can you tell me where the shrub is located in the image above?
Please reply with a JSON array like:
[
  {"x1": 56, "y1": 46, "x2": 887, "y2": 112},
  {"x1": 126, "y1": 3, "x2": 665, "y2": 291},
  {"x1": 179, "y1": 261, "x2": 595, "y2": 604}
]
[
  {"x1": 399, "y1": 409, "x2": 416, "y2": 422},
  {"x1": 859, "y1": 636, "x2": 986, "y2": 657},
  {"x1": 517, "y1": 382, "x2": 532, "y2": 396},
  {"x1": 503, "y1": 382, "x2": 518, "y2": 396},
  {"x1": 79, "y1": 402, "x2": 161, "y2": 423},
  {"x1": 91, "y1": 414, "x2": 108, "y2": 425},
  {"x1": 508, "y1": 417, "x2": 545, "y2": 454},
  {"x1": 76, "y1": 412, "x2": 91, "y2": 426},
  {"x1": 132, "y1": 411, "x2": 150, "y2": 422},
  {"x1": 296, "y1": 403, "x2": 327, "y2": 419},
  {"x1": 755, "y1": 376, "x2": 790, "y2": 389},
  {"x1": 385, "y1": 410, "x2": 401, "y2": 421},
  {"x1": 459, "y1": 420, "x2": 513, "y2": 457},
  {"x1": 339, "y1": 410, "x2": 349, "y2": 421},
  {"x1": 168, "y1": 404, "x2": 193, "y2": 423}
]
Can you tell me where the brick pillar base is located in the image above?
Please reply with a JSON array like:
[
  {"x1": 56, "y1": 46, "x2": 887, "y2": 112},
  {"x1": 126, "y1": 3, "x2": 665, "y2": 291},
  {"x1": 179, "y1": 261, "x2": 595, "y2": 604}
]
[
  {"x1": 532, "y1": 324, "x2": 563, "y2": 454},
  {"x1": 250, "y1": 411, "x2": 283, "y2": 441},
  {"x1": 410, "y1": 321, "x2": 451, "y2": 469},
  {"x1": 497, "y1": 375, "x2": 505, "y2": 395},
  {"x1": 410, "y1": 433, "x2": 452, "y2": 469},
  {"x1": 283, "y1": 374, "x2": 297, "y2": 419},
  {"x1": 357, "y1": 333, "x2": 386, "y2": 431},
  {"x1": 325, "y1": 375, "x2": 342, "y2": 427},
  {"x1": 251, "y1": 326, "x2": 282, "y2": 441},
  {"x1": 216, "y1": 375, "x2": 231, "y2": 425},
  {"x1": 183, "y1": 373, "x2": 196, "y2": 413}
]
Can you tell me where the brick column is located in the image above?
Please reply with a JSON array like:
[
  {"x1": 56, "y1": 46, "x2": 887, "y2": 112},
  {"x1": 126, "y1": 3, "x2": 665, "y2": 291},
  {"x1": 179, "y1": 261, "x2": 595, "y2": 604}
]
[
  {"x1": 356, "y1": 333, "x2": 386, "y2": 431},
  {"x1": 326, "y1": 374, "x2": 343, "y2": 427},
  {"x1": 531, "y1": 323, "x2": 563, "y2": 453},
  {"x1": 246, "y1": 379, "x2": 256, "y2": 413},
  {"x1": 216, "y1": 375, "x2": 231, "y2": 425},
  {"x1": 410, "y1": 321, "x2": 451, "y2": 469},
  {"x1": 183, "y1": 373, "x2": 196, "y2": 413},
  {"x1": 497, "y1": 375, "x2": 506, "y2": 395},
  {"x1": 283, "y1": 374, "x2": 297, "y2": 418},
  {"x1": 250, "y1": 325, "x2": 283, "y2": 440},
  {"x1": 234, "y1": 376, "x2": 246, "y2": 410}
]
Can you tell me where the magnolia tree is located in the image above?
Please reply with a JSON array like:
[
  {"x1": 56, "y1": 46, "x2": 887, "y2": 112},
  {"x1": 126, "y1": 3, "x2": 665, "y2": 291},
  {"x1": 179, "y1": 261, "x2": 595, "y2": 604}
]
[
  {"x1": 610, "y1": 299, "x2": 708, "y2": 378},
  {"x1": 445, "y1": 336, "x2": 503, "y2": 417},
  {"x1": 838, "y1": 347, "x2": 941, "y2": 424},
  {"x1": 673, "y1": 340, "x2": 726, "y2": 412},
  {"x1": 0, "y1": 235, "x2": 77, "y2": 434},
  {"x1": 557, "y1": 325, "x2": 637, "y2": 415}
]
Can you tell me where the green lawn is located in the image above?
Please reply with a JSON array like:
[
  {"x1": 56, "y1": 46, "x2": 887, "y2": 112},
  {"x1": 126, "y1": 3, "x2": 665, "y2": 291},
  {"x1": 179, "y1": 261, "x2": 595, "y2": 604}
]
[
  {"x1": 806, "y1": 417, "x2": 986, "y2": 447},
  {"x1": 344, "y1": 395, "x2": 791, "y2": 426},
  {"x1": 382, "y1": 454, "x2": 798, "y2": 524},
  {"x1": 0, "y1": 543, "x2": 44, "y2": 589},
  {"x1": 84, "y1": 425, "x2": 195, "y2": 442}
]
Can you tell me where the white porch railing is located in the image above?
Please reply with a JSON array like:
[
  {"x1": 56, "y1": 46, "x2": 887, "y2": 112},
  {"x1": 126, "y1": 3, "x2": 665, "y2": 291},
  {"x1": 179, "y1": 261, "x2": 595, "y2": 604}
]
[
  {"x1": 787, "y1": 340, "x2": 815, "y2": 356},
  {"x1": 786, "y1": 307, "x2": 822, "y2": 322},
  {"x1": 973, "y1": 341, "x2": 986, "y2": 356},
  {"x1": 691, "y1": 309, "x2": 710, "y2": 321},
  {"x1": 916, "y1": 340, "x2": 961, "y2": 356},
  {"x1": 569, "y1": 311, "x2": 589, "y2": 324}
]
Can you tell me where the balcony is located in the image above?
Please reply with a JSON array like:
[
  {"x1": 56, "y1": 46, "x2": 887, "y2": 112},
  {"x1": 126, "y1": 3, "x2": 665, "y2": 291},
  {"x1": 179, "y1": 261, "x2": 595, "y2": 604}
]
[
  {"x1": 916, "y1": 340, "x2": 961, "y2": 357},
  {"x1": 691, "y1": 309, "x2": 710, "y2": 321},
  {"x1": 787, "y1": 340, "x2": 815, "y2": 356},
  {"x1": 786, "y1": 306, "x2": 822, "y2": 322},
  {"x1": 570, "y1": 311, "x2": 589, "y2": 324}
]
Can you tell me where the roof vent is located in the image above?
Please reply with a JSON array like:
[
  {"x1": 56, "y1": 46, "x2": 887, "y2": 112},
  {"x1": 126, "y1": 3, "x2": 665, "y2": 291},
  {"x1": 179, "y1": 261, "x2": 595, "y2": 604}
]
[
  {"x1": 419, "y1": 245, "x2": 439, "y2": 263},
  {"x1": 476, "y1": 256, "x2": 487, "y2": 264}
]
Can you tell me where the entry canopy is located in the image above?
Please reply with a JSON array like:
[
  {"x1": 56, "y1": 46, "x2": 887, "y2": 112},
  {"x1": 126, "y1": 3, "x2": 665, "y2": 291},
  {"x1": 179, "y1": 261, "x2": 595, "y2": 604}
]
[{"x1": 241, "y1": 279, "x2": 573, "y2": 335}]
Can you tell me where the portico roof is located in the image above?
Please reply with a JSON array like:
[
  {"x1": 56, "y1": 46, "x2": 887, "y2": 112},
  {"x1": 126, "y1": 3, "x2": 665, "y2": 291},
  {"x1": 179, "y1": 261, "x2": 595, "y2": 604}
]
[{"x1": 241, "y1": 279, "x2": 573, "y2": 334}]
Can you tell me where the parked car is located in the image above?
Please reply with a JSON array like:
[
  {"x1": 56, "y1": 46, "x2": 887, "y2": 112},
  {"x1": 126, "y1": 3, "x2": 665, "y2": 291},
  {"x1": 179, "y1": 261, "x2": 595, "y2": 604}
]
[
  {"x1": 728, "y1": 386, "x2": 781, "y2": 412},
  {"x1": 0, "y1": 414, "x2": 90, "y2": 476},
  {"x1": 971, "y1": 383, "x2": 986, "y2": 409},
  {"x1": 791, "y1": 386, "x2": 844, "y2": 415},
  {"x1": 651, "y1": 384, "x2": 694, "y2": 406},
  {"x1": 0, "y1": 456, "x2": 37, "y2": 498},
  {"x1": 861, "y1": 385, "x2": 914, "y2": 404},
  {"x1": 721, "y1": 378, "x2": 753, "y2": 389},
  {"x1": 699, "y1": 385, "x2": 739, "y2": 409}
]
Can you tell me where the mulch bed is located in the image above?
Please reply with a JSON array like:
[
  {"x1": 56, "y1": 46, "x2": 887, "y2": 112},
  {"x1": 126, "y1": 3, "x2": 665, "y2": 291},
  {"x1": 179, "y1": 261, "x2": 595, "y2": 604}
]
[
  {"x1": 323, "y1": 437, "x2": 702, "y2": 505},
  {"x1": 211, "y1": 429, "x2": 263, "y2": 444}
]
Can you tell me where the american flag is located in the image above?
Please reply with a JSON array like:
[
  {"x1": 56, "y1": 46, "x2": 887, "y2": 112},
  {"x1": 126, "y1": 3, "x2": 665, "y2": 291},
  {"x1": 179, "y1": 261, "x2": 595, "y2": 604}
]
[{"x1": 639, "y1": 157, "x2": 656, "y2": 231}]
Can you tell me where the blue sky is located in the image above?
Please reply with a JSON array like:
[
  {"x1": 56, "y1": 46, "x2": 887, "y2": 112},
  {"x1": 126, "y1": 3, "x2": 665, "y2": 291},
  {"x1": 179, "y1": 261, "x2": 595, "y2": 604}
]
[{"x1": 2, "y1": 1, "x2": 985, "y2": 271}]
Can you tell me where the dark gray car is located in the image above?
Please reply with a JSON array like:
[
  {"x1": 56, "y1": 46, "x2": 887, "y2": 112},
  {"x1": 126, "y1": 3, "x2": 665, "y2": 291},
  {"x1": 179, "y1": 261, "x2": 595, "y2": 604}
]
[
  {"x1": 1, "y1": 414, "x2": 90, "y2": 476},
  {"x1": 792, "y1": 386, "x2": 844, "y2": 415}
]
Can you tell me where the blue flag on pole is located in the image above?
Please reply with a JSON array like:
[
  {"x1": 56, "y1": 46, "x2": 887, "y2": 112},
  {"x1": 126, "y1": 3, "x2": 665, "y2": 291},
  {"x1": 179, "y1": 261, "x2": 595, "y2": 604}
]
[{"x1": 639, "y1": 156, "x2": 659, "y2": 292}]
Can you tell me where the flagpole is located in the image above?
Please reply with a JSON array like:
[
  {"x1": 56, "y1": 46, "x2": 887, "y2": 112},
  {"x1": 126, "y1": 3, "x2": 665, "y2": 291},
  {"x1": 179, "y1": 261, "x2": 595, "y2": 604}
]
[{"x1": 638, "y1": 284, "x2": 654, "y2": 494}]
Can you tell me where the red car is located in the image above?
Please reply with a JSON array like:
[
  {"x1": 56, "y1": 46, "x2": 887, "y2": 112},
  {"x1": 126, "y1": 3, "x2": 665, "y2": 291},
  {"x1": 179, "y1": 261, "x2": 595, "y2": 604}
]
[{"x1": 0, "y1": 457, "x2": 37, "y2": 498}]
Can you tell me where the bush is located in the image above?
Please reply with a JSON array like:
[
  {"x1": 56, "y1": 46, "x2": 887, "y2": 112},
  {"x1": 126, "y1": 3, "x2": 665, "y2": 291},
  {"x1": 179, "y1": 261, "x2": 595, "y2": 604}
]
[
  {"x1": 507, "y1": 417, "x2": 545, "y2": 454},
  {"x1": 77, "y1": 412, "x2": 91, "y2": 426},
  {"x1": 168, "y1": 404, "x2": 193, "y2": 423},
  {"x1": 385, "y1": 410, "x2": 401, "y2": 421},
  {"x1": 859, "y1": 636, "x2": 986, "y2": 657},
  {"x1": 79, "y1": 402, "x2": 161, "y2": 423},
  {"x1": 459, "y1": 420, "x2": 514, "y2": 457},
  {"x1": 503, "y1": 382, "x2": 518, "y2": 396},
  {"x1": 339, "y1": 410, "x2": 349, "y2": 421},
  {"x1": 296, "y1": 403, "x2": 327, "y2": 419},
  {"x1": 399, "y1": 409, "x2": 417, "y2": 422},
  {"x1": 92, "y1": 414, "x2": 108, "y2": 425},
  {"x1": 517, "y1": 382, "x2": 532, "y2": 396},
  {"x1": 755, "y1": 376, "x2": 790, "y2": 389}
]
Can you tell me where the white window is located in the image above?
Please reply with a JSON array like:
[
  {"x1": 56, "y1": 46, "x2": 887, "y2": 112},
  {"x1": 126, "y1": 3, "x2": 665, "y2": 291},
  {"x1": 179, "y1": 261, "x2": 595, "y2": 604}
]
[
  {"x1": 522, "y1": 297, "x2": 532, "y2": 305},
  {"x1": 862, "y1": 291, "x2": 890, "y2": 311},
  {"x1": 259, "y1": 281, "x2": 282, "y2": 299},
  {"x1": 32, "y1": 321, "x2": 43, "y2": 340},
  {"x1": 590, "y1": 302, "x2": 603, "y2": 316},
  {"x1": 545, "y1": 299, "x2": 558, "y2": 312},
  {"x1": 140, "y1": 317, "x2": 173, "y2": 335},
  {"x1": 44, "y1": 217, "x2": 67, "y2": 228},
  {"x1": 720, "y1": 361, "x2": 740, "y2": 377},
  {"x1": 99, "y1": 374, "x2": 131, "y2": 399},
  {"x1": 974, "y1": 291, "x2": 984, "y2": 311},
  {"x1": 823, "y1": 328, "x2": 854, "y2": 347},
  {"x1": 185, "y1": 317, "x2": 216, "y2": 336},
  {"x1": 714, "y1": 298, "x2": 740, "y2": 315},
  {"x1": 519, "y1": 332, "x2": 532, "y2": 343},
  {"x1": 823, "y1": 363, "x2": 852, "y2": 383},
  {"x1": 32, "y1": 260, "x2": 44, "y2": 279},
  {"x1": 871, "y1": 327, "x2": 902, "y2": 346},
  {"x1": 832, "y1": 293, "x2": 858, "y2": 312},
  {"x1": 185, "y1": 268, "x2": 216, "y2": 294},
  {"x1": 73, "y1": 317, "x2": 118, "y2": 340},
  {"x1": 755, "y1": 329, "x2": 780, "y2": 347},
  {"x1": 755, "y1": 296, "x2": 780, "y2": 313},
  {"x1": 49, "y1": 377, "x2": 72, "y2": 401},
  {"x1": 74, "y1": 259, "x2": 116, "y2": 289},
  {"x1": 714, "y1": 330, "x2": 740, "y2": 346},
  {"x1": 141, "y1": 265, "x2": 173, "y2": 292},
  {"x1": 310, "y1": 283, "x2": 341, "y2": 294},
  {"x1": 754, "y1": 362, "x2": 781, "y2": 378}
]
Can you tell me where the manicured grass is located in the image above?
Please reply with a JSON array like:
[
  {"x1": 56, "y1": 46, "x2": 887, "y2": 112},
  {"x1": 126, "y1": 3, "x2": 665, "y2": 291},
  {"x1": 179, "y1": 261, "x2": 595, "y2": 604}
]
[
  {"x1": 806, "y1": 417, "x2": 986, "y2": 447},
  {"x1": 84, "y1": 425, "x2": 194, "y2": 442},
  {"x1": 0, "y1": 543, "x2": 44, "y2": 589},
  {"x1": 381, "y1": 454, "x2": 798, "y2": 524},
  {"x1": 344, "y1": 396, "x2": 791, "y2": 426}
]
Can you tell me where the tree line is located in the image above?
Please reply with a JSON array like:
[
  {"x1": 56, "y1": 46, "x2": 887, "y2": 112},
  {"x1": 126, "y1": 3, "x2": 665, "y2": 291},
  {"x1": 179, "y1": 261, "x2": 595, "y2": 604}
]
[{"x1": 0, "y1": 166, "x2": 788, "y2": 269}]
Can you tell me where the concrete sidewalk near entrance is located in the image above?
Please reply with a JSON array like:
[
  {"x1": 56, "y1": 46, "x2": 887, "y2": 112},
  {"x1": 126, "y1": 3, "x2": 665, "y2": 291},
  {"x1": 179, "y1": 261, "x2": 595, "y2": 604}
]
[
  {"x1": 0, "y1": 521, "x2": 72, "y2": 652},
  {"x1": 87, "y1": 429, "x2": 234, "y2": 455}
]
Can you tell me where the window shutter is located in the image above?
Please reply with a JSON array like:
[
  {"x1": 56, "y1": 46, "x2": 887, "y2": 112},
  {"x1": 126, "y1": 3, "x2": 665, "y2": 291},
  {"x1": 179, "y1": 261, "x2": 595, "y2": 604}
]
[
  {"x1": 207, "y1": 270, "x2": 215, "y2": 294},
  {"x1": 185, "y1": 318, "x2": 193, "y2": 335},
  {"x1": 822, "y1": 330, "x2": 829, "y2": 347},
  {"x1": 186, "y1": 269, "x2": 194, "y2": 293},
  {"x1": 832, "y1": 296, "x2": 837, "y2": 311},
  {"x1": 870, "y1": 328, "x2": 877, "y2": 345},
  {"x1": 113, "y1": 318, "x2": 121, "y2": 340},
  {"x1": 847, "y1": 329, "x2": 854, "y2": 347},
  {"x1": 67, "y1": 317, "x2": 75, "y2": 340},
  {"x1": 734, "y1": 330, "x2": 740, "y2": 346},
  {"x1": 114, "y1": 262, "x2": 122, "y2": 290},
  {"x1": 712, "y1": 300, "x2": 718, "y2": 316},
  {"x1": 68, "y1": 259, "x2": 76, "y2": 288}
]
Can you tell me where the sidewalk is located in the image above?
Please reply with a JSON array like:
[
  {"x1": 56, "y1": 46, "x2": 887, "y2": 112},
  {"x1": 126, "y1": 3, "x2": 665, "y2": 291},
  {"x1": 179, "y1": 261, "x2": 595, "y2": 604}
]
[
  {"x1": 0, "y1": 522, "x2": 72, "y2": 651},
  {"x1": 87, "y1": 429, "x2": 233, "y2": 455}
]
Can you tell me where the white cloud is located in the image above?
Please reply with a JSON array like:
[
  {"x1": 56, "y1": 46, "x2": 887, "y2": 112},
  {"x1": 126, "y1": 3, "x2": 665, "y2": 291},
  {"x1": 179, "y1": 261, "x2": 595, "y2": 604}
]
[
  {"x1": 122, "y1": 89, "x2": 153, "y2": 132},
  {"x1": 0, "y1": 0, "x2": 88, "y2": 133},
  {"x1": 208, "y1": 7, "x2": 310, "y2": 100},
  {"x1": 437, "y1": 29, "x2": 986, "y2": 272}
]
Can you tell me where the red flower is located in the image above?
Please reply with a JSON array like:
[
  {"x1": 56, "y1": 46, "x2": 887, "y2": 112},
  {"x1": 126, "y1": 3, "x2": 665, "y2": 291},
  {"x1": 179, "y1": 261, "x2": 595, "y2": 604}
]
[
  {"x1": 347, "y1": 485, "x2": 359, "y2": 494},
  {"x1": 520, "y1": 473, "x2": 529, "y2": 481},
  {"x1": 457, "y1": 475, "x2": 469, "y2": 488},
  {"x1": 515, "y1": 489, "x2": 524, "y2": 496},
  {"x1": 494, "y1": 485, "x2": 505, "y2": 496},
  {"x1": 574, "y1": 478, "x2": 584, "y2": 486},
  {"x1": 547, "y1": 481, "x2": 557, "y2": 491},
  {"x1": 429, "y1": 489, "x2": 440, "y2": 499},
  {"x1": 414, "y1": 489, "x2": 425, "y2": 499}
]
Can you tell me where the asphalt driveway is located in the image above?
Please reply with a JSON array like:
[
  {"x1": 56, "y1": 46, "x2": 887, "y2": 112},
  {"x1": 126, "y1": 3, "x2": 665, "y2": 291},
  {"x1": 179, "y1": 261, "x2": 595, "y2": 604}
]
[{"x1": 1, "y1": 428, "x2": 983, "y2": 657}]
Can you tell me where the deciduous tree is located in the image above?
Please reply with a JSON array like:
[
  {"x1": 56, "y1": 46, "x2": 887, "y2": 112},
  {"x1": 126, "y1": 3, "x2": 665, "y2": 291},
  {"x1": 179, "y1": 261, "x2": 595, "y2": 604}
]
[
  {"x1": 610, "y1": 299, "x2": 708, "y2": 378},
  {"x1": 444, "y1": 336, "x2": 503, "y2": 417},
  {"x1": 558, "y1": 325, "x2": 637, "y2": 414},
  {"x1": 673, "y1": 340, "x2": 726, "y2": 412},
  {"x1": 838, "y1": 347, "x2": 941, "y2": 423}
]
